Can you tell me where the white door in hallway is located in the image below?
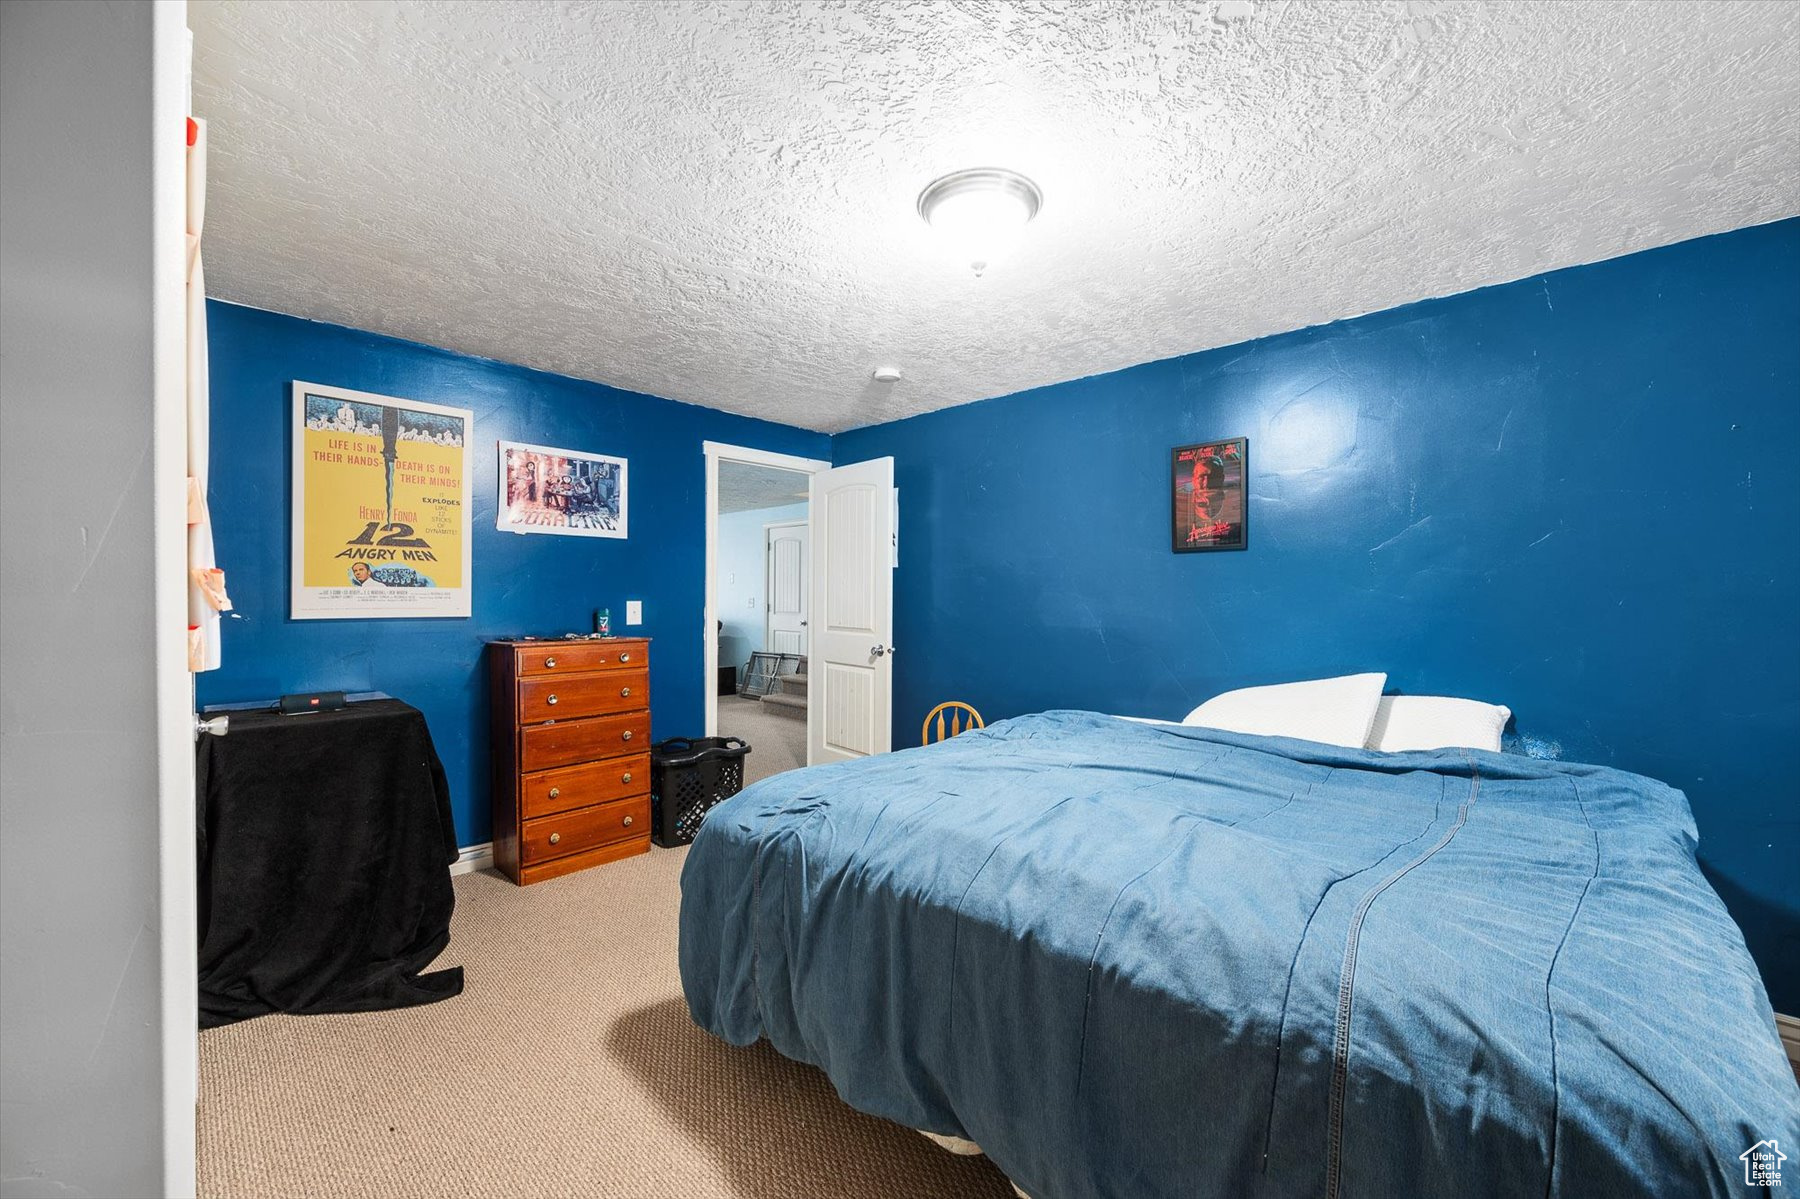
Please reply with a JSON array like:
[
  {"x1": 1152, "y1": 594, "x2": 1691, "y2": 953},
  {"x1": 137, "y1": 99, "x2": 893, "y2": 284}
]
[
  {"x1": 764, "y1": 520, "x2": 809, "y2": 658},
  {"x1": 807, "y1": 457, "x2": 895, "y2": 765}
]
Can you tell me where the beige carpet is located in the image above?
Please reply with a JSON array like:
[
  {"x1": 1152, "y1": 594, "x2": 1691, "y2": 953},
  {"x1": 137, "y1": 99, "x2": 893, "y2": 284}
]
[
  {"x1": 198, "y1": 847, "x2": 1014, "y2": 1199},
  {"x1": 718, "y1": 695, "x2": 807, "y2": 787}
]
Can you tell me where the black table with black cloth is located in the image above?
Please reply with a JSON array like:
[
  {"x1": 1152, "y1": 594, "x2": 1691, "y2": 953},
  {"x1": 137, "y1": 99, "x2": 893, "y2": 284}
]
[{"x1": 196, "y1": 698, "x2": 464, "y2": 1028}]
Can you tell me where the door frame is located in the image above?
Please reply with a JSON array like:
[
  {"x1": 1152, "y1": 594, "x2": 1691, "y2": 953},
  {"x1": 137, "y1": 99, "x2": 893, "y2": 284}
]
[
  {"x1": 152, "y1": 2, "x2": 199, "y2": 1193},
  {"x1": 702, "y1": 442, "x2": 829, "y2": 743},
  {"x1": 762, "y1": 518, "x2": 808, "y2": 659}
]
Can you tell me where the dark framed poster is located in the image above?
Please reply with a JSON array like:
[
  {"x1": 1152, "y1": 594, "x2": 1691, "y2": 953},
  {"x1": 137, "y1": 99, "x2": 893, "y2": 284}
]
[
  {"x1": 1171, "y1": 438, "x2": 1247, "y2": 553},
  {"x1": 496, "y1": 440, "x2": 627, "y2": 538}
]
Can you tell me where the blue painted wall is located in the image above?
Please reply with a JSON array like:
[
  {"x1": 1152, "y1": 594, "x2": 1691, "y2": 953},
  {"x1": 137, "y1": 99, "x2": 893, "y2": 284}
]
[
  {"x1": 198, "y1": 301, "x2": 829, "y2": 850},
  {"x1": 834, "y1": 218, "x2": 1800, "y2": 1011}
]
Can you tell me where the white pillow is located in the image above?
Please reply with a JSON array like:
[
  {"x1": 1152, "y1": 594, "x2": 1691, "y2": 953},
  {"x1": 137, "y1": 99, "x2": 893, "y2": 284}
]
[
  {"x1": 1181, "y1": 673, "x2": 1387, "y2": 748},
  {"x1": 1365, "y1": 695, "x2": 1511, "y2": 753}
]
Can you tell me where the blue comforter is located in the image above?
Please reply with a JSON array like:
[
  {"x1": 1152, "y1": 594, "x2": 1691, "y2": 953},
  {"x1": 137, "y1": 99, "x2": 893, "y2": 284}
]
[{"x1": 679, "y1": 712, "x2": 1799, "y2": 1198}]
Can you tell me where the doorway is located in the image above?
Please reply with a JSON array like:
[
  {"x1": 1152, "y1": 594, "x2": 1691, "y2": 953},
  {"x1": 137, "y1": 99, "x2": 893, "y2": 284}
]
[{"x1": 703, "y1": 443, "x2": 828, "y2": 786}]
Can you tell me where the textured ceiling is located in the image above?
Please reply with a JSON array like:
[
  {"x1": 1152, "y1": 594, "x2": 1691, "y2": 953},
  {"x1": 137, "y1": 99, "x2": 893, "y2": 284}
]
[
  {"x1": 718, "y1": 460, "x2": 810, "y2": 514},
  {"x1": 190, "y1": 0, "x2": 1800, "y2": 433}
]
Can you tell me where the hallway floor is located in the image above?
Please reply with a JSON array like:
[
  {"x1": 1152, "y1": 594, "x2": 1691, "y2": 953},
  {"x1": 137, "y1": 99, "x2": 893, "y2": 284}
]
[{"x1": 717, "y1": 694, "x2": 806, "y2": 787}]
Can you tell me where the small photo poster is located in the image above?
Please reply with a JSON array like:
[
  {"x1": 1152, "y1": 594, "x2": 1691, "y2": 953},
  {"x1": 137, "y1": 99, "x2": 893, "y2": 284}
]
[
  {"x1": 1171, "y1": 438, "x2": 1248, "y2": 553},
  {"x1": 291, "y1": 381, "x2": 473, "y2": 619},
  {"x1": 497, "y1": 441, "x2": 628, "y2": 538}
]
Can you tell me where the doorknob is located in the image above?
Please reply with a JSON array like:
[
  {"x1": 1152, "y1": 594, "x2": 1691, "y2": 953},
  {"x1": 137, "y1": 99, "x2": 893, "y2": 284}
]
[{"x1": 871, "y1": 644, "x2": 895, "y2": 658}]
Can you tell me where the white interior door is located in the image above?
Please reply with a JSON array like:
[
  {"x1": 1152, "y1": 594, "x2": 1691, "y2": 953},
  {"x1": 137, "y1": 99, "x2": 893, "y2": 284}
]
[
  {"x1": 765, "y1": 520, "x2": 808, "y2": 658},
  {"x1": 807, "y1": 457, "x2": 895, "y2": 765}
]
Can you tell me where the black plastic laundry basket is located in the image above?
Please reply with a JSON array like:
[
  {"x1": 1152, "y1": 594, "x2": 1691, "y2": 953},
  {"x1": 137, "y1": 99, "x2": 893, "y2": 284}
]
[{"x1": 649, "y1": 736, "x2": 751, "y2": 847}]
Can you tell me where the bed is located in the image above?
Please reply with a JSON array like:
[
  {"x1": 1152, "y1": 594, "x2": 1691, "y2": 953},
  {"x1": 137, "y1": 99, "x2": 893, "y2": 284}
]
[{"x1": 678, "y1": 710, "x2": 1800, "y2": 1198}]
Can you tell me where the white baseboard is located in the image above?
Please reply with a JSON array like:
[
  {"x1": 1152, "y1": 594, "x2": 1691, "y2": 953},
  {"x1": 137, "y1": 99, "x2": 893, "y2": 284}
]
[
  {"x1": 450, "y1": 842, "x2": 493, "y2": 876},
  {"x1": 1778, "y1": 1013, "x2": 1800, "y2": 1068}
]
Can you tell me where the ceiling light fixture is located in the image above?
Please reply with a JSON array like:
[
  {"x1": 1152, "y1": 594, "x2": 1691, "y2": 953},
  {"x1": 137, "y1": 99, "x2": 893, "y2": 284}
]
[{"x1": 916, "y1": 167, "x2": 1043, "y2": 277}]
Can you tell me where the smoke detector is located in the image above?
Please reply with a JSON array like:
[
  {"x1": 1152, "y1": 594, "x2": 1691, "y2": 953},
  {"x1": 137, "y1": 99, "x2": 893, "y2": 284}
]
[{"x1": 871, "y1": 366, "x2": 903, "y2": 384}]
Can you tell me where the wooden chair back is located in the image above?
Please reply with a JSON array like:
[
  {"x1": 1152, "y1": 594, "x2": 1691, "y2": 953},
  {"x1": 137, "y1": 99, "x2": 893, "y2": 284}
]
[{"x1": 922, "y1": 701, "x2": 985, "y2": 746}]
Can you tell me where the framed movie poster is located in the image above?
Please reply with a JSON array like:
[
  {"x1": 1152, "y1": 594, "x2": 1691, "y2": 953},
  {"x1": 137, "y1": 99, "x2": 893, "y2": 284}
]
[
  {"x1": 291, "y1": 381, "x2": 473, "y2": 619},
  {"x1": 1171, "y1": 438, "x2": 1248, "y2": 553},
  {"x1": 496, "y1": 441, "x2": 627, "y2": 538}
]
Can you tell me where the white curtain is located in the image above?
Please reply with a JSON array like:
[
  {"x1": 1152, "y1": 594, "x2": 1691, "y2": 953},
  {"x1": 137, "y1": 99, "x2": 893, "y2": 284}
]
[{"x1": 187, "y1": 116, "x2": 228, "y2": 670}]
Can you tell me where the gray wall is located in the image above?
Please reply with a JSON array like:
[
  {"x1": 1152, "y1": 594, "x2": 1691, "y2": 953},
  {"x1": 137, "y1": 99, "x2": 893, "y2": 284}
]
[{"x1": 1, "y1": 3, "x2": 171, "y2": 1195}]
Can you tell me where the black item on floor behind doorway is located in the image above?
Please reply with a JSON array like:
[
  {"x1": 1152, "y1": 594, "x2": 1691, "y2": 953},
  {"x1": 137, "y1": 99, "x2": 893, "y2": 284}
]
[{"x1": 739, "y1": 651, "x2": 803, "y2": 697}]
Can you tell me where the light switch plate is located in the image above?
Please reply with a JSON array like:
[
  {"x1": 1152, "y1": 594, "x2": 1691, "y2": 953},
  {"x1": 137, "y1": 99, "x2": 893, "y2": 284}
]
[{"x1": 625, "y1": 599, "x2": 643, "y2": 625}]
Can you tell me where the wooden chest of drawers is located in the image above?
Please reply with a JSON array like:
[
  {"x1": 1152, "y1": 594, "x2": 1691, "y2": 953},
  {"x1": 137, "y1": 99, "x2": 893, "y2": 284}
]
[{"x1": 489, "y1": 638, "x2": 651, "y2": 885}]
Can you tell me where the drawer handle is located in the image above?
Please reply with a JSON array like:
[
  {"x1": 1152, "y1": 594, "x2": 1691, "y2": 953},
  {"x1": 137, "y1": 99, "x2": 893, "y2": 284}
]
[
  {"x1": 546, "y1": 694, "x2": 559, "y2": 706},
  {"x1": 545, "y1": 656, "x2": 557, "y2": 668},
  {"x1": 548, "y1": 832, "x2": 561, "y2": 845},
  {"x1": 622, "y1": 815, "x2": 634, "y2": 828},
  {"x1": 621, "y1": 730, "x2": 633, "y2": 741},
  {"x1": 622, "y1": 772, "x2": 632, "y2": 784},
  {"x1": 620, "y1": 686, "x2": 631, "y2": 697},
  {"x1": 620, "y1": 652, "x2": 631, "y2": 662},
  {"x1": 548, "y1": 786, "x2": 560, "y2": 799}
]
